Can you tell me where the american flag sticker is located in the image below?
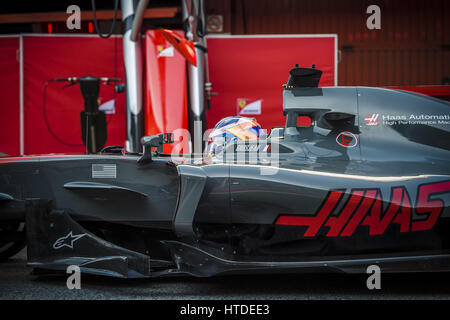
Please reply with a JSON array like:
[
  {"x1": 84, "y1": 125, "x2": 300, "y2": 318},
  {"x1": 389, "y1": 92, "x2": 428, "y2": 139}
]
[
  {"x1": 92, "y1": 164, "x2": 117, "y2": 179},
  {"x1": 261, "y1": 145, "x2": 271, "y2": 152}
]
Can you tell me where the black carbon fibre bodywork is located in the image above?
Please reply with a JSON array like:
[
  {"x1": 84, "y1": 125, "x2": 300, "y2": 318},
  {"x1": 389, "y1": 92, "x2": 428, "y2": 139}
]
[{"x1": 1, "y1": 82, "x2": 450, "y2": 277}]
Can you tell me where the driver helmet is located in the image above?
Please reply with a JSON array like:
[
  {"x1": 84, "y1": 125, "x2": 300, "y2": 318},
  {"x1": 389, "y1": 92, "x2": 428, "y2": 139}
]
[{"x1": 206, "y1": 116, "x2": 264, "y2": 156}]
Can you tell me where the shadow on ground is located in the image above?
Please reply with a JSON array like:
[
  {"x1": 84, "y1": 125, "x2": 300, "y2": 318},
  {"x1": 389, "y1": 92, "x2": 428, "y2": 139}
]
[{"x1": 1, "y1": 249, "x2": 450, "y2": 300}]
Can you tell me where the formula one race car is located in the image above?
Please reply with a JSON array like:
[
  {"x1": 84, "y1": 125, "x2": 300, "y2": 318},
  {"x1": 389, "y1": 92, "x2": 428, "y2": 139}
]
[{"x1": 1, "y1": 65, "x2": 450, "y2": 278}]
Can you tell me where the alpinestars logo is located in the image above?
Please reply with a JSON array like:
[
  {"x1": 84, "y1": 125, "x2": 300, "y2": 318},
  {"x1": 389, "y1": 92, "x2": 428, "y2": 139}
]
[
  {"x1": 53, "y1": 231, "x2": 86, "y2": 250},
  {"x1": 365, "y1": 114, "x2": 379, "y2": 126}
]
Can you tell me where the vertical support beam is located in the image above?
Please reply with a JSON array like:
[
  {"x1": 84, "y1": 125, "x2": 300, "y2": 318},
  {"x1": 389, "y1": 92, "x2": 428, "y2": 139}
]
[
  {"x1": 19, "y1": 35, "x2": 24, "y2": 156},
  {"x1": 182, "y1": 0, "x2": 206, "y2": 155},
  {"x1": 121, "y1": 0, "x2": 144, "y2": 153}
]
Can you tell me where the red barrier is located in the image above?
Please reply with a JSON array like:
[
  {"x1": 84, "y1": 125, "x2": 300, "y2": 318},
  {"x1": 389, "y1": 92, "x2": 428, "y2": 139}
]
[
  {"x1": 205, "y1": 35, "x2": 338, "y2": 130},
  {"x1": 23, "y1": 35, "x2": 126, "y2": 155},
  {"x1": 0, "y1": 34, "x2": 338, "y2": 155},
  {"x1": 1, "y1": 33, "x2": 189, "y2": 156},
  {"x1": 0, "y1": 36, "x2": 20, "y2": 156}
]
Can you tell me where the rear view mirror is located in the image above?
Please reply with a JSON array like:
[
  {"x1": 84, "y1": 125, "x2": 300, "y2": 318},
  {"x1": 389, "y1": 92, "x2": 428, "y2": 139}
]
[{"x1": 138, "y1": 133, "x2": 174, "y2": 165}]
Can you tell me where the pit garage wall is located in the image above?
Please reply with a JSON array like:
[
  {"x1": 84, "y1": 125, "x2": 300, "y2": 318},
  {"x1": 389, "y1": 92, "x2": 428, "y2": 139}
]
[
  {"x1": 205, "y1": 35, "x2": 337, "y2": 130},
  {"x1": 23, "y1": 35, "x2": 127, "y2": 156},
  {"x1": 0, "y1": 32, "x2": 336, "y2": 156},
  {"x1": 0, "y1": 36, "x2": 20, "y2": 156},
  {"x1": 206, "y1": 0, "x2": 450, "y2": 87},
  {"x1": 0, "y1": 32, "x2": 189, "y2": 156},
  {"x1": 0, "y1": 35, "x2": 127, "y2": 156}
]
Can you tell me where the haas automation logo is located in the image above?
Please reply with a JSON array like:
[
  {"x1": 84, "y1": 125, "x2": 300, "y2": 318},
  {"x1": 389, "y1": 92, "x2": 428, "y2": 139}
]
[{"x1": 365, "y1": 114, "x2": 380, "y2": 126}]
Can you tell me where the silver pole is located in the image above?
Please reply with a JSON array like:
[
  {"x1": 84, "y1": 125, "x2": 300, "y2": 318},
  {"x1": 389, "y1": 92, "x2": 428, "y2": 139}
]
[
  {"x1": 19, "y1": 35, "x2": 24, "y2": 156},
  {"x1": 121, "y1": 0, "x2": 144, "y2": 153},
  {"x1": 182, "y1": 0, "x2": 206, "y2": 154},
  {"x1": 130, "y1": 0, "x2": 149, "y2": 42}
]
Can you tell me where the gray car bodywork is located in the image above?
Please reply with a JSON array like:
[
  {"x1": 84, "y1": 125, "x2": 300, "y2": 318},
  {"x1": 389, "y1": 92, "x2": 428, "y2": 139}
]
[{"x1": 1, "y1": 84, "x2": 449, "y2": 278}]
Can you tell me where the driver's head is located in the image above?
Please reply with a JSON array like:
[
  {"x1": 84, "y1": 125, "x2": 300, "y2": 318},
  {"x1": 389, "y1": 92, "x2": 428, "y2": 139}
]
[{"x1": 207, "y1": 116, "x2": 264, "y2": 156}]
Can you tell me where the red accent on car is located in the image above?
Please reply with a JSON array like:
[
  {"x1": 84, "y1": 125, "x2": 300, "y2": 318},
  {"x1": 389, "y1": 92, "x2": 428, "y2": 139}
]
[
  {"x1": 341, "y1": 189, "x2": 378, "y2": 236},
  {"x1": 361, "y1": 187, "x2": 406, "y2": 235},
  {"x1": 325, "y1": 190, "x2": 364, "y2": 236},
  {"x1": 276, "y1": 181, "x2": 450, "y2": 238},
  {"x1": 0, "y1": 154, "x2": 87, "y2": 165},
  {"x1": 392, "y1": 187, "x2": 412, "y2": 233},
  {"x1": 412, "y1": 181, "x2": 450, "y2": 231},
  {"x1": 275, "y1": 190, "x2": 344, "y2": 237}
]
